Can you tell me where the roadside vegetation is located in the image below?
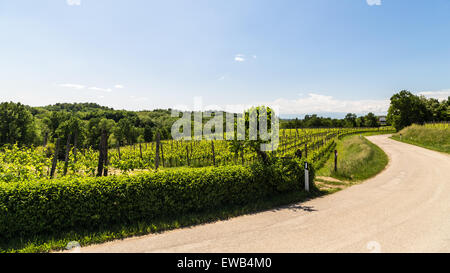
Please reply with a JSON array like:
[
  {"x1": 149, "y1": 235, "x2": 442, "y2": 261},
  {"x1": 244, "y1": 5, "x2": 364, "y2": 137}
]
[
  {"x1": 2, "y1": 187, "x2": 318, "y2": 253},
  {"x1": 391, "y1": 123, "x2": 450, "y2": 154},
  {"x1": 387, "y1": 90, "x2": 448, "y2": 131},
  {"x1": 0, "y1": 160, "x2": 318, "y2": 253},
  {"x1": 316, "y1": 134, "x2": 389, "y2": 183}
]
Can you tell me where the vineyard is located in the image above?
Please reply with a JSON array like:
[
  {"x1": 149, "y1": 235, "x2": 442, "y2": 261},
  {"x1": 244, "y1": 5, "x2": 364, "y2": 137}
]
[{"x1": 0, "y1": 127, "x2": 393, "y2": 183}]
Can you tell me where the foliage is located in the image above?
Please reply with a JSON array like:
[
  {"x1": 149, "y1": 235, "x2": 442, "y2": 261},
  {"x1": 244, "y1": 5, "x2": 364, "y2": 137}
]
[
  {"x1": 0, "y1": 102, "x2": 38, "y2": 146},
  {"x1": 0, "y1": 144, "x2": 50, "y2": 182},
  {"x1": 282, "y1": 112, "x2": 384, "y2": 129},
  {"x1": 317, "y1": 135, "x2": 389, "y2": 181},
  {"x1": 0, "y1": 127, "x2": 392, "y2": 182},
  {"x1": 387, "y1": 90, "x2": 449, "y2": 131},
  {"x1": 0, "y1": 101, "x2": 399, "y2": 149},
  {"x1": 392, "y1": 123, "x2": 450, "y2": 153},
  {"x1": 227, "y1": 106, "x2": 276, "y2": 164},
  {"x1": 0, "y1": 159, "x2": 313, "y2": 240}
]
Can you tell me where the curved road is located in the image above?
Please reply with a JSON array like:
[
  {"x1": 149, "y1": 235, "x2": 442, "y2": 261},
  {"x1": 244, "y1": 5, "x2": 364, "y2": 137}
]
[{"x1": 80, "y1": 135, "x2": 450, "y2": 253}]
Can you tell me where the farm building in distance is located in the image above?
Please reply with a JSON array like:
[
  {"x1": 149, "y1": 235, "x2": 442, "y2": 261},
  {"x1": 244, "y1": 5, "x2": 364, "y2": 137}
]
[{"x1": 378, "y1": 116, "x2": 387, "y2": 126}]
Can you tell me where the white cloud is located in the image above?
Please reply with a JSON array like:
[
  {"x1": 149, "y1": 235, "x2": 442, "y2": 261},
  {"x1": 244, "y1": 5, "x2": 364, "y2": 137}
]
[
  {"x1": 166, "y1": 93, "x2": 390, "y2": 116},
  {"x1": 417, "y1": 89, "x2": 450, "y2": 101},
  {"x1": 366, "y1": 0, "x2": 381, "y2": 6},
  {"x1": 129, "y1": 95, "x2": 148, "y2": 101},
  {"x1": 57, "y1": 83, "x2": 119, "y2": 93},
  {"x1": 234, "y1": 54, "x2": 245, "y2": 62},
  {"x1": 88, "y1": 87, "x2": 112, "y2": 92},
  {"x1": 261, "y1": 93, "x2": 390, "y2": 115},
  {"x1": 67, "y1": 0, "x2": 81, "y2": 6},
  {"x1": 58, "y1": 83, "x2": 85, "y2": 89}
]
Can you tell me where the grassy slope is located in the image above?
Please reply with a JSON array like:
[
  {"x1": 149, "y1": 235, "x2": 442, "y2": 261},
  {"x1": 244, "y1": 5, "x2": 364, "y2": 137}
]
[
  {"x1": 391, "y1": 124, "x2": 450, "y2": 154},
  {"x1": 317, "y1": 134, "x2": 389, "y2": 182}
]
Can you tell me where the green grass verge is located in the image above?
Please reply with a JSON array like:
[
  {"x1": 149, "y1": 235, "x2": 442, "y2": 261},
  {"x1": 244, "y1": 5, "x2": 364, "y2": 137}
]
[
  {"x1": 1, "y1": 187, "x2": 333, "y2": 253},
  {"x1": 317, "y1": 134, "x2": 389, "y2": 181},
  {"x1": 314, "y1": 178, "x2": 346, "y2": 186},
  {"x1": 391, "y1": 124, "x2": 450, "y2": 154}
]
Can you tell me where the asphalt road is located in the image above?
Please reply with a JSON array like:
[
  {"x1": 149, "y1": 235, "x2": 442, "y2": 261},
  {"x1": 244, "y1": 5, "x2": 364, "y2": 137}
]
[{"x1": 78, "y1": 135, "x2": 450, "y2": 253}]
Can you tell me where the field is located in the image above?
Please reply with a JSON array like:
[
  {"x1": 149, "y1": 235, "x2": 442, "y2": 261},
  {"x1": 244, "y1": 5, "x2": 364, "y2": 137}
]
[
  {"x1": 0, "y1": 126, "x2": 394, "y2": 252},
  {"x1": 391, "y1": 123, "x2": 450, "y2": 153},
  {"x1": 0, "y1": 127, "x2": 393, "y2": 183}
]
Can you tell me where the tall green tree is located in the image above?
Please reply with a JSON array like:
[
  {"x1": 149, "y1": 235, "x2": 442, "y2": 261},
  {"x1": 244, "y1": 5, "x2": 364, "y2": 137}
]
[
  {"x1": 113, "y1": 118, "x2": 139, "y2": 145},
  {"x1": 364, "y1": 112, "x2": 379, "y2": 127},
  {"x1": 228, "y1": 106, "x2": 276, "y2": 164},
  {"x1": 86, "y1": 118, "x2": 116, "y2": 148},
  {"x1": 0, "y1": 102, "x2": 38, "y2": 146},
  {"x1": 387, "y1": 90, "x2": 431, "y2": 131},
  {"x1": 344, "y1": 113, "x2": 357, "y2": 127},
  {"x1": 42, "y1": 111, "x2": 71, "y2": 140}
]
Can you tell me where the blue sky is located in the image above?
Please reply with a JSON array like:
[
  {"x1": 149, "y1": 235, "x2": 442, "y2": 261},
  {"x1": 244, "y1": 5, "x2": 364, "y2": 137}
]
[{"x1": 1, "y1": 0, "x2": 450, "y2": 116}]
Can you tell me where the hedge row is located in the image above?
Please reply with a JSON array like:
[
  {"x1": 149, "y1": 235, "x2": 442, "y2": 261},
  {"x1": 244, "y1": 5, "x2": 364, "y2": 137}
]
[{"x1": 0, "y1": 159, "x2": 314, "y2": 240}]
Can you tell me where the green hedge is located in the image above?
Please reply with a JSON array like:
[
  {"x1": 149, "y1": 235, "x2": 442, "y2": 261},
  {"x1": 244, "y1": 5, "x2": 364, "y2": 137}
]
[{"x1": 0, "y1": 159, "x2": 314, "y2": 240}]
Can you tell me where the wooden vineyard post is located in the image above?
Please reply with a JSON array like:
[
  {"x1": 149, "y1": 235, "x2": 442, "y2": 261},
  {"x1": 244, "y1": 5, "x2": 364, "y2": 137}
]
[
  {"x1": 116, "y1": 141, "x2": 121, "y2": 160},
  {"x1": 334, "y1": 149, "x2": 338, "y2": 172},
  {"x1": 97, "y1": 130, "x2": 107, "y2": 177},
  {"x1": 139, "y1": 143, "x2": 143, "y2": 160},
  {"x1": 50, "y1": 138, "x2": 60, "y2": 179},
  {"x1": 186, "y1": 145, "x2": 190, "y2": 166},
  {"x1": 304, "y1": 143, "x2": 308, "y2": 159},
  {"x1": 63, "y1": 134, "x2": 72, "y2": 176},
  {"x1": 96, "y1": 131, "x2": 104, "y2": 176},
  {"x1": 211, "y1": 140, "x2": 216, "y2": 166},
  {"x1": 103, "y1": 140, "x2": 109, "y2": 177},
  {"x1": 73, "y1": 131, "x2": 78, "y2": 163},
  {"x1": 161, "y1": 142, "x2": 165, "y2": 167},
  {"x1": 43, "y1": 132, "x2": 48, "y2": 147},
  {"x1": 155, "y1": 132, "x2": 160, "y2": 170},
  {"x1": 294, "y1": 133, "x2": 297, "y2": 148}
]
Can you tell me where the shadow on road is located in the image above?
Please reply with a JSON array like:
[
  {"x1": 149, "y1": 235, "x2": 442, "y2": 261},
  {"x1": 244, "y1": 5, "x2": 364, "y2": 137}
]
[{"x1": 272, "y1": 204, "x2": 317, "y2": 212}]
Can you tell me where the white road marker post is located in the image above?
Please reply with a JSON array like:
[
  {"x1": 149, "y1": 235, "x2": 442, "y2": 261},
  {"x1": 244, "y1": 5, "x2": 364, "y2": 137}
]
[{"x1": 304, "y1": 161, "x2": 310, "y2": 192}]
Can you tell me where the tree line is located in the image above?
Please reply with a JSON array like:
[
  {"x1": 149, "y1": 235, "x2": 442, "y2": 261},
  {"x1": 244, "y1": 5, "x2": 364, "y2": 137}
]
[
  {"x1": 282, "y1": 90, "x2": 449, "y2": 131},
  {"x1": 0, "y1": 102, "x2": 244, "y2": 152},
  {"x1": 281, "y1": 112, "x2": 381, "y2": 129},
  {"x1": 0, "y1": 90, "x2": 448, "y2": 150},
  {"x1": 387, "y1": 90, "x2": 449, "y2": 131},
  {"x1": 0, "y1": 102, "x2": 176, "y2": 150}
]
